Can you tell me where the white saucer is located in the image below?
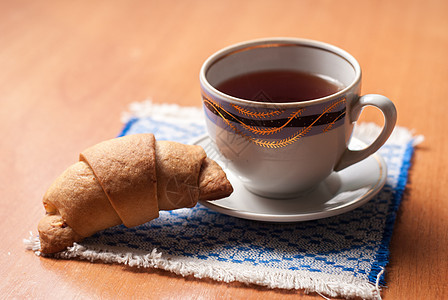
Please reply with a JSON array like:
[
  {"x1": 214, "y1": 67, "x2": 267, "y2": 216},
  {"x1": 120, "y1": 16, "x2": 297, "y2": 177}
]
[{"x1": 194, "y1": 135, "x2": 387, "y2": 222}]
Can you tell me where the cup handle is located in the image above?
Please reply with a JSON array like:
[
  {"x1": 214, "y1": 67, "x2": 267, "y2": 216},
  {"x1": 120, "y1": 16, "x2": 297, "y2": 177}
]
[{"x1": 334, "y1": 94, "x2": 397, "y2": 171}]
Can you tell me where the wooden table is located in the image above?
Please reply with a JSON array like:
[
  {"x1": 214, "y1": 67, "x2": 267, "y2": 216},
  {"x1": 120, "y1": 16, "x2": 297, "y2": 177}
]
[{"x1": 1, "y1": 0, "x2": 447, "y2": 298}]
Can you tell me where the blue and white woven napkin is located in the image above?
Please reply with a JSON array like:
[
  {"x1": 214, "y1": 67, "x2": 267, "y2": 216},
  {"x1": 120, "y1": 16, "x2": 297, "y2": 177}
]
[{"x1": 26, "y1": 100, "x2": 422, "y2": 300}]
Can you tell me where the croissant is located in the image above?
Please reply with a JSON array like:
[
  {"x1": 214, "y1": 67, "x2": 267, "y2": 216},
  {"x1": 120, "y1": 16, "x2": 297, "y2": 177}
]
[{"x1": 37, "y1": 133, "x2": 233, "y2": 254}]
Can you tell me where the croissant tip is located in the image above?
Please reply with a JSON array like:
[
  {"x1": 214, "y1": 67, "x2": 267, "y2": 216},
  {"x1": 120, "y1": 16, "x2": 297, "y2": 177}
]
[
  {"x1": 198, "y1": 157, "x2": 233, "y2": 201},
  {"x1": 37, "y1": 214, "x2": 83, "y2": 254}
]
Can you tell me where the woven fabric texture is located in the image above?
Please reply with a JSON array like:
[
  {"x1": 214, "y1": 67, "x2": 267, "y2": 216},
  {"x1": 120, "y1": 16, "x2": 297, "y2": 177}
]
[{"x1": 27, "y1": 101, "x2": 420, "y2": 300}]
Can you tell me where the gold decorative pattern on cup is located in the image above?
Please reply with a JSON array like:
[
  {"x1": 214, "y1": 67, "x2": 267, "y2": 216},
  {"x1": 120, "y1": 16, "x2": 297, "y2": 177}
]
[{"x1": 202, "y1": 94, "x2": 346, "y2": 149}]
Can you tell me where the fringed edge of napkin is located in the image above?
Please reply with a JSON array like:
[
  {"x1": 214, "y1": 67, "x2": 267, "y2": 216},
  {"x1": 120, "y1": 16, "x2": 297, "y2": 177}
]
[
  {"x1": 24, "y1": 231, "x2": 382, "y2": 299},
  {"x1": 120, "y1": 99, "x2": 205, "y2": 128}
]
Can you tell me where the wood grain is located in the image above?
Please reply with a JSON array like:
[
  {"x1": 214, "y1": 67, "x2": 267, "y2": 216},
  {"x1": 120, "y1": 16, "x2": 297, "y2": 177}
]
[{"x1": 1, "y1": 0, "x2": 447, "y2": 299}]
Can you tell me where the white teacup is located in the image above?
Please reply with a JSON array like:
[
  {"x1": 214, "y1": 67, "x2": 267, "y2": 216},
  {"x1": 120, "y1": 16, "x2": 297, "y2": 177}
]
[{"x1": 200, "y1": 38, "x2": 396, "y2": 198}]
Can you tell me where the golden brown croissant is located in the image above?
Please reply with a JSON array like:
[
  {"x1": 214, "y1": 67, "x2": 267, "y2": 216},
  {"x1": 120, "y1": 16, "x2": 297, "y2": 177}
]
[{"x1": 38, "y1": 133, "x2": 233, "y2": 254}]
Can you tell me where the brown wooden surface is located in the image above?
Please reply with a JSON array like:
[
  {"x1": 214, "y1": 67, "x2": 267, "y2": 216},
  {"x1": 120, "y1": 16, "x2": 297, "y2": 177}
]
[{"x1": 1, "y1": 0, "x2": 447, "y2": 299}]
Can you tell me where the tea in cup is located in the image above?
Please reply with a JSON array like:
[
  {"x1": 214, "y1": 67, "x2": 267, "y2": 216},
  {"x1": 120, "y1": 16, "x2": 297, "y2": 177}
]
[{"x1": 200, "y1": 38, "x2": 396, "y2": 198}]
